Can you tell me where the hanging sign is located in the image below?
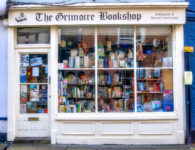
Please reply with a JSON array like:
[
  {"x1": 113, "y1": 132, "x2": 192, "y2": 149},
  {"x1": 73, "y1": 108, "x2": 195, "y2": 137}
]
[{"x1": 8, "y1": 8, "x2": 186, "y2": 26}]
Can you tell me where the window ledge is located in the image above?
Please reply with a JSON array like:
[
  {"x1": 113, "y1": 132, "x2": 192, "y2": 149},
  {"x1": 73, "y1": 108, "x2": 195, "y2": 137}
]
[
  {"x1": 55, "y1": 112, "x2": 178, "y2": 121},
  {"x1": 15, "y1": 44, "x2": 50, "y2": 49}
]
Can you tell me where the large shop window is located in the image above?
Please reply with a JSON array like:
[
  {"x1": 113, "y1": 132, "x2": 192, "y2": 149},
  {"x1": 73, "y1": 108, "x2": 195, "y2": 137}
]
[{"x1": 58, "y1": 26, "x2": 174, "y2": 113}]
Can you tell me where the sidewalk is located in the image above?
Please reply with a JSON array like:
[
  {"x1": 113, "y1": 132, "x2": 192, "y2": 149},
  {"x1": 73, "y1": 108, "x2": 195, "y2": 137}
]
[{"x1": 5, "y1": 144, "x2": 195, "y2": 150}]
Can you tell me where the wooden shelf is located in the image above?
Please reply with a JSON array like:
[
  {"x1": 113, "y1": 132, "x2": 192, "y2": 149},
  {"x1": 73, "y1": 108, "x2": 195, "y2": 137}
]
[
  {"x1": 137, "y1": 92, "x2": 163, "y2": 94},
  {"x1": 68, "y1": 97, "x2": 94, "y2": 100},
  {"x1": 137, "y1": 79, "x2": 161, "y2": 81},
  {"x1": 58, "y1": 68, "x2": 95, "y2": 70},
  {"x1": 67, "y1": 84, "x2": 95, "y2": 86}
]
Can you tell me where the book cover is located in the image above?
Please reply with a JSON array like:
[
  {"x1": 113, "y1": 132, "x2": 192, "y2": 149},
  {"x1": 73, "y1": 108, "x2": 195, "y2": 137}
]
[
  {"x1": 30, "y1": 57, "x2": 43, "y2": 67},
  {"x1": 152, "y1": 101, "x2": 162, "y2": 112},
  {"x1": 39, "y1": 85, "x2": 48, "y2": 103},
  {"x1": 163, "y1": 90, "x2": 174, "y2": 112},
  {"x1": 98, "y1": 59, "x2": 104, "y2": 68},
  {"x1": 71, "y1": 49, "x2": 78, "y2": 57},
  {"x1": 20, "y1": 85, "x2": 27, "y2": 103},
  {"x1": 20, "y1": 104, "x2": 26, "y2": 113},
  {"x1": 30, "y1": 85, "x2": 39, "y2": 102},
  {"x1": 84, "y1": 55, "x2": 89, "y2": 68}
]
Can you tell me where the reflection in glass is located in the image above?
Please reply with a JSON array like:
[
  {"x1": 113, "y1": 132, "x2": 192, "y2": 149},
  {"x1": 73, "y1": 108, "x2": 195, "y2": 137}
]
[
  {"x1": 97, "y1": 26, "x2": 134, "y2": 68},
  {"x1": 17, "y1": 27, "x2": 50, "y2": 44},
  {"x1": 136, "y1": 26, "x2": 172, "y2": 68},
  {"x1": 58, "y1": 26, "x2": 95, "y2": 68}
]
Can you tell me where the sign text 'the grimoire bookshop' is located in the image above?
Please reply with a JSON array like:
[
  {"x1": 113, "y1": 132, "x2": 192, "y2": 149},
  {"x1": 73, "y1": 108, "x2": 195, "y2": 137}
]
[{"x1": 35, "y1": 12, "x2": 142, "y2": 22}]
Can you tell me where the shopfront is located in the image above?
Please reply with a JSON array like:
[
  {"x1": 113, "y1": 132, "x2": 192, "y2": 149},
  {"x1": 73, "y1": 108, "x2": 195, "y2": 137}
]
[{"x1": 6, "y1": 2, "x2": 188, "y2": 144}]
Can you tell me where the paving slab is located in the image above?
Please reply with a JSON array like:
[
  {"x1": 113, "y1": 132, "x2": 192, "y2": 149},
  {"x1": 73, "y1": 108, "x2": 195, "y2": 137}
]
[
  {"x1": 0, "y1": 144, "x2": 6, "y2": 150},
  {"x1": 6, "y1": 144, "x2": 195, "y2": 150}
]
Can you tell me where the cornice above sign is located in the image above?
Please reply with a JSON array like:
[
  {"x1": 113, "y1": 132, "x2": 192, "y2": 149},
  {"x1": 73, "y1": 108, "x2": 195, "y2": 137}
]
[{"x1": 8, "y1": 8, "x2": 186, "y2": 26}]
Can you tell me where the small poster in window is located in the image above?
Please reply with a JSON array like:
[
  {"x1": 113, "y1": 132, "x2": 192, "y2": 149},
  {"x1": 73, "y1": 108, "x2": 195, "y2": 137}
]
[
  {"x1": 30, "y1": 57, "x2": 43, "y2": 67},
  {"x1": 20, "y1": 104, "x2": 26, "y2": 113},
  {"x1": 45, "y1": 64, "x2": 48, "y2": 73},
  {"x1": 32, "y1": 67, "x2": 39, "y2": 77},
  {"x1": 20, "y1": 85, "x2": 27, "y2": 103},
  {"x1": 26, "y1": 102, "x2": 32, "y2": 109},
  {"x1": 20, "y1": 66, "x2": 26, "y2": 76},
  {"x1": 30, "y1": 85, "x2": 39, "y2": 102},
  {"x1": 39, "y1": 85, "x2": 47, "y2": 103},
  {"x1": 20, "y1": 54, "x2": 29, "y2": 67}
]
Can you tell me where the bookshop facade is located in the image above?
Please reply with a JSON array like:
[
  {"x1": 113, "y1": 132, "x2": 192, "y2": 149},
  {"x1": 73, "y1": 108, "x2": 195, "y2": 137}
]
[{"x1": 6, "y1": 2, "x2": 188, "y2": 144}]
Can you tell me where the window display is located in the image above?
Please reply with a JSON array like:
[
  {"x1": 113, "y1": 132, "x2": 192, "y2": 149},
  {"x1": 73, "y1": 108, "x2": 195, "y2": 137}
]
[
  {"x1": 136, "y1": 26, "x2": 173, "y2": 112},
  {"x1": 58, "y1": 26, "x2": 95, "y2": 113},
  {"x1": 58, "y1": 25, "x2": 174, "y2": 113},
  {"x1": 17, "y1": 27, "x2": 50, "y2": 44},
  {"x1": 97, "y1": 26, "x2": 134, "y2": 68},
  {"x1": 98, "y1": 70, "x2": 134, "y2": 112},
  {"x1": 20, "y1": 54, "x2": 48, "y2": 113}
]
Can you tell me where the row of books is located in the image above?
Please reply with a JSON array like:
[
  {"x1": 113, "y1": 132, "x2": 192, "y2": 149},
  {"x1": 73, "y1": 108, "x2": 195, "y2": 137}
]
[
  {"x1": 137, "y1": 90, "x2": 173, "y2": 112},
  {"x1": 137, "y1": 69, "x2": 161, "y2": 79},
  {"x1": 137, "y1": 82, "x2": 161, "y2": 92},
  {"x1": 59, "y1": 99, "x2": 95, "y2": 113},
  {"x1": 98, "y1": 99, "x2": 134, "y2": 112}
]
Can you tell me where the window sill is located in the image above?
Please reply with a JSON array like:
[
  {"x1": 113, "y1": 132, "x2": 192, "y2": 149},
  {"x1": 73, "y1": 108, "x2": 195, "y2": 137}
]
[
  {"x1": 15, "y1": 44, "x2": 50, "y2": 49},
  {"x1": 55, "y1": 112, "x2": 178, "y2": 121}
]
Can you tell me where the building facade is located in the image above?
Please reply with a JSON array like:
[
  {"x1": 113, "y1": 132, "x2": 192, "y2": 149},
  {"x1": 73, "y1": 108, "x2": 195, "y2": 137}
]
[{"x1": 2, "y1": 0, "x2": 188, "y2": 144}]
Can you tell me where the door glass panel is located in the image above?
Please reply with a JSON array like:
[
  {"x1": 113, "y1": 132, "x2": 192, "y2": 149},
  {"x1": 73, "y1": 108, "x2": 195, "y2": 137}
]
[{"x1": 20, "y1": 54, "x2": 48, "y2": 114}]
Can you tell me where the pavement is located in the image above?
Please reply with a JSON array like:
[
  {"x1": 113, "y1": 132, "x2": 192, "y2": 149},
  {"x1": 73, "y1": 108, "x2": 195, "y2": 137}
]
[{"x1": 0, "y1": 144, "x2": 195, "y2": 150}]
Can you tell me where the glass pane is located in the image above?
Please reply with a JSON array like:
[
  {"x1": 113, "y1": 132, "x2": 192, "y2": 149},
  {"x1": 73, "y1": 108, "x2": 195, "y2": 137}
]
[
  {"x1": 137, "y1": 69, "x2": 174, "y2": 112},
  {"x1": 58, "y1": 26, "x2": 95, "y2": 68},
  {"x1": 17, "y1": 27, "x2": 50, "y2": 44},
  {"x1": 136, "y1": 26, "x2": 172, "y2": 68},
  {"x1": 98, "y1": 70, "x2": 134, "y2": 112},
  {"x1": 20, "y1": 54, "x2": 48, "y2": 114},
  {"x1": 20, "y1": 54, "x2": 48, "y2": 83},
  {"x1": 97, "y1": 26, "x2": 134, "y2": 68},
  {"x1": 58, "y1": 70, "x2": 95, "y2": 113}
]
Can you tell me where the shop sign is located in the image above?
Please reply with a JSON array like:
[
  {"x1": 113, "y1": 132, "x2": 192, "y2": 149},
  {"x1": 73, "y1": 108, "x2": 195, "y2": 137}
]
[{"x1": 9, "y1": 8, "x2": 185, "y2": 26}]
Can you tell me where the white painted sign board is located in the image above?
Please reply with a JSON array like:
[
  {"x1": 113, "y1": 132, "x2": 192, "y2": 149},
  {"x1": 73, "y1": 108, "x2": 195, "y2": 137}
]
[{"x1": 8, "y1": 8, "x2": 186, "y2": 26}]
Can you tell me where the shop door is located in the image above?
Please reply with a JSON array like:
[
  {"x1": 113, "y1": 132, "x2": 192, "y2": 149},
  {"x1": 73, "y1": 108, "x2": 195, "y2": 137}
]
[{"x1": 17, "y1": 53, "x2": 50, "y2": 137}]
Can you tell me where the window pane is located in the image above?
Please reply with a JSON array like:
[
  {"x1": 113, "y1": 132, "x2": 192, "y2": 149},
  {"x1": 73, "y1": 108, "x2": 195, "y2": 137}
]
[
  {"x1": 97, "y1": 26, "x2": 134, "y2": 68},
  {"x1": 58, "y1": 26, "x2": 95, "y2": 68},
  {"x1": 136, "y1": 26, "x2": 172, "y2": 68},
  {"x1": 17, "y1": 27, "x2": 50, "y2": 44},
  {"x1": 137, "y1": 69, "x2": 174, "y2": 112},
  {"x1": 58, "y1": 26, "x2": 95, "y2": 113},
  {"x1": 20, "y1": 54, "x2": 48, "y2": 114},
  {"x1": 98, "y1": 70, "x2": 134, "y2": 112},
  {"x1": 97, "y1": 25, "x2": 134, "y2": 113},
  {"x1": 58, "y1": 70, "x2": 95, "y2": 113}
]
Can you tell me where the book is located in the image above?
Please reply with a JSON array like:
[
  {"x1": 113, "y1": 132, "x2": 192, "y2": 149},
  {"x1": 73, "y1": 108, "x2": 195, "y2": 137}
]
[
  {"x1": 20, "y1": 104, "x2": 26, "y2": 113},
  {"x1": 75, "y1": 56, "x2": 80, "y2": 68},
  {"x1": 163, "y1": 90, "x2": 174, "y2": 112},
  {"x1": 20, "y1": 85, "x2": 27, "y2": 103},
  {"x1": 30, "y1": 85, "x2": 39, "y2": 102},
  {"x1": 98, "y1": 59, "x2": 104, "y2": 68},
  {"x1": 84, "y1": 55, "x2": 89, "y2": 68},
  {"x1": 71, "y1": 49, "x2": 78, "y2": 57},
  {"x1": 152, "y1": 101, "x2": 162, "y2": 112}
]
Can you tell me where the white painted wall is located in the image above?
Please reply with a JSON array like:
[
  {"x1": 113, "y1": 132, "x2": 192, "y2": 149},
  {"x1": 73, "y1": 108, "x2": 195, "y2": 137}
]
[{"x1": 0, "y1": 20, "x2": 8, "y2": 133}]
